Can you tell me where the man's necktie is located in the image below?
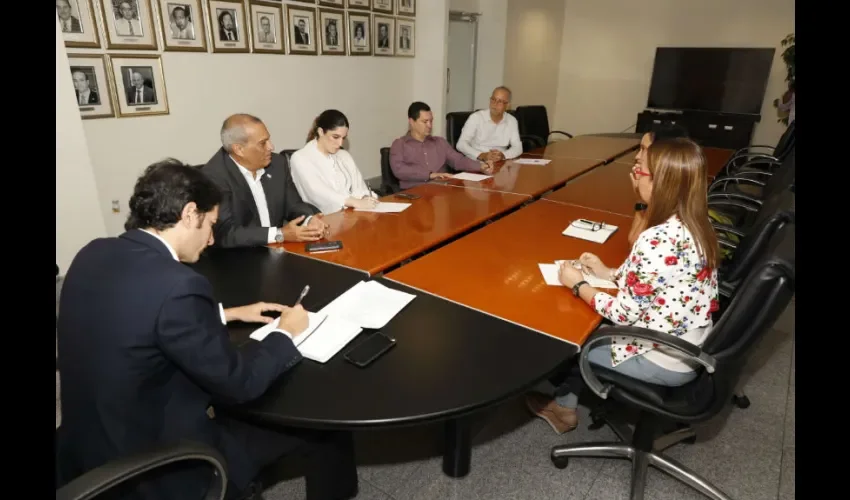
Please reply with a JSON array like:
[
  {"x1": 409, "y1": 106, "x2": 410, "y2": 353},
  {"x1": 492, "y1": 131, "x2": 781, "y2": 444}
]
[
  {"x1": 136, "y1": 88, "x2": 142, "y2": 104},
  {"x1": 129, "y1": 21, "x2": 135, "y2": 36}
]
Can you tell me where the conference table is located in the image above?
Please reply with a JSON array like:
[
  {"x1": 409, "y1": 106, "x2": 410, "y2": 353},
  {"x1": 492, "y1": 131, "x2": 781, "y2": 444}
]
[{"x1": 193, "y1": 134, "x2": 733, "y2": 479}]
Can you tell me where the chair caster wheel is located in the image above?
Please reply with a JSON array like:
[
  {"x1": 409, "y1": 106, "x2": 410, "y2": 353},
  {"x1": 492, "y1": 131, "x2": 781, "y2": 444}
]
[
  {"x1": 551, "y1": 456, "x2": 569, "y2": 469},
  {"x1": 731, "y1": 395, "x2": 751, "y2": 409}
]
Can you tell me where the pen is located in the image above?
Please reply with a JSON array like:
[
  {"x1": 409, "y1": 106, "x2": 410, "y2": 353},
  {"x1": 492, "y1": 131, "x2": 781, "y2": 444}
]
[{"x1": 294, "y1": 285, "x2": 310, "y2": 307}]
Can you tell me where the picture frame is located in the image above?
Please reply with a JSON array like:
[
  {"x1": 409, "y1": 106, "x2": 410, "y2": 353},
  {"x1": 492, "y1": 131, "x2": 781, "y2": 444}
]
[
  {"x1": 373, "y1": 15, "x2": 394, "y2": 56},
  {"x1": 395, "y1": 18, "x2": 414, "y2": 57},
  {"x1": 100, "y1": 0, "x2": 159, "y2": 50},
  {"x1": 347, "y1": 0, "x2": 370, "y2": 10},
  {"x1": 347, "y1": 12, "x2": 371, "y2": 56},
  {"x1": 287, "y1": 5, "x2": 318, "y2": 56},
  {"x1": 290, "y1": 0, "x2": 316, "y2": 3},
  {"x1": 318, "y1": 0, "x2": 344, "y2": 7},
  {"x1": 318, "y1": 9, "x2": 346, "y2": 56},
  {"x1": 67, "y1": 54, "x2": 116, "y2": 119},
  {"x1": 56, "y1": 0, "x2": 101, "y2": 48},
  {"x1": 208, "y1": 0, "x2": 250, "y2": 53},
  {"x1": 250, "y1": 1, "x2": 285, "y2": 54},
  {"x1": 156, "y1": 0, "x2": 207, "y2": 52},
  {"x1": 397, "y1": 0, "x2": 415, "y2": 17},
  {"x1": 108, "y1": 54, "x2": 170, "y2": 118},
  {"x1": 372, "y1": 0, "x2": 393, "y2": 14}
]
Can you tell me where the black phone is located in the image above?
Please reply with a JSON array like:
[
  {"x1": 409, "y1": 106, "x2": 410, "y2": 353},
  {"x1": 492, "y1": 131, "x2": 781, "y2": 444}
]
[
  {"x1": 395, "y1": 193, "x2": 420, "y2": 200},
  {"x1": 305, "y1": 240, "x2": 343, "y2": 253},
  {"x1": 344, "y1": 332, "x2": 396, "y2": 368}
]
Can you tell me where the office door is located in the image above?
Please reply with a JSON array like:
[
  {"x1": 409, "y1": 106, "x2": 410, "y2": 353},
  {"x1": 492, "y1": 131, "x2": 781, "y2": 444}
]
[{"x1": 446, "y1": 12, "x2": 479, "y2": 113}]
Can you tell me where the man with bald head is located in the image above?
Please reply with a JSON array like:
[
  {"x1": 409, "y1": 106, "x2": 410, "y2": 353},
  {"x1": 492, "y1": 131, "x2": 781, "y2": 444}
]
[
  {"x1": 114, "y1": 1, "x2": 143, "y2": 37},
  {"x1": 125, "y1": 69, "x2": 155, "y2": 105},
  {"x1": 71, "y1": 70, "x2": 99, "y2": 105},
  {"x1": 56, "y1": 0, "x2": 82, "y2": 33},
  {"x1": 201, "y1": 114, "x2": 327, "y2": 249},
  {"x1": 456, "y1": 86, "x2": 523, "y2": 162}
]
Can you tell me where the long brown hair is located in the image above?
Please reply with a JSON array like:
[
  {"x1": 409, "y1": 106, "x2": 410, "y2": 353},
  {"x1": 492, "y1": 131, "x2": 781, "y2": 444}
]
[
  {"x1": 645, "y1": 138, "x2": 718, "y2": 269},
  {"x1": 306, "y1": 109, "x2": 349, "y2": 142}
]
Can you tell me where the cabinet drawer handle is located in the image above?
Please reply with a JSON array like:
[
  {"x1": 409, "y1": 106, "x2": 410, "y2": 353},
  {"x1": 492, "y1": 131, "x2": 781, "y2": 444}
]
[
  {"x1": 708, "y1": 124, "x2": 717, "y2": 129},
  {"x1": 723, "y1": 125, "x2": 733, "y2": 131},
  {"x1": 653, "y1": 120, "x2": 661, "y2": 124}
]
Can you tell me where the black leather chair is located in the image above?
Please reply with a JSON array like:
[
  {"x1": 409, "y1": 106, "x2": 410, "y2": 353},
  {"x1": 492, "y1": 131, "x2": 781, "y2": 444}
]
[
  {"x1": 446, "y1": 111, "x2": 474, "y2": 148},
  {"x1": 56, "y1": 437, "x2": 228, "y2": 500},
  {"x1": 380, "y1": 147, "x2": 401, "y2": 195},
  {"x1": 279, "y1": 149, "x2": 297, "y2": 164},
  {"x1": 718, "y1": 121, "x2": 795, "y2": 179},
  {"x1": 549, "y1": 223, "x2": 795, "y2": 500},
  {"x1": 514, "y1": 105, "x2": 573, "y2": 151}
]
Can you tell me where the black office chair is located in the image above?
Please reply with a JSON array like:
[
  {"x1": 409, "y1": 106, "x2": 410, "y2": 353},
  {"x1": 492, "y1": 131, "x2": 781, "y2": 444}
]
[
  {"x1": 279, "y1": 149, "x2": 297, "y2": 164},
  {"x1": 514, "y1": 105, "x2": 573, "y2": 151},
  {"x1": 56, "y1": 436, "x2": 228, "y2": 500},
  {"x1": 446, "y1": 111, "x2": 474, "y2": 148},
  {"x1": 550, "y1": 223, "x2": 794, "y2": 500},
  {"x1": 717, "y1": 120, "x2": 794, "y2": 179},
  {"x1": 380, "y1": 147, "x2": 401, "y2": 195}
]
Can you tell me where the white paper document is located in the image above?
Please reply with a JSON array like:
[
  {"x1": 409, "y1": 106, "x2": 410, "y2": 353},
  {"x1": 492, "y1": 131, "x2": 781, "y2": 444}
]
[
  {"x1": 555, "y1": 260, "x2": 618, "y2": 289},
  {"x1": 249, "y1": 311, "x2": 364, "y2": 363},
  {"x1": 249, "y1": 311, "x2": 327, "y2": 345},
  {"x1": 513, "y1": 158, "x2": 552, "y2": 166},
  {"x1": 319, "y1": 280, "x2": 416, "y2": 329},
  {"x1": 562, "y1": 219, "x2": 618, "y2": 244},
  {"x1": 451, "y1": 172, "x2": 493, "y2": 182},
  {"x1": 538, "y1": 262, "x2": 618, "y2": 289},
  {"x1": 354, "y1": 202, "x2": 411, "y2": 213}
]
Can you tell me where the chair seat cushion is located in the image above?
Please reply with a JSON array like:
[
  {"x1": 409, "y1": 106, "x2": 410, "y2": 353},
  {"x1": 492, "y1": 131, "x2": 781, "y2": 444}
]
[{"x1": 593, "y1": 367, "x2": 716, "y2": 420}]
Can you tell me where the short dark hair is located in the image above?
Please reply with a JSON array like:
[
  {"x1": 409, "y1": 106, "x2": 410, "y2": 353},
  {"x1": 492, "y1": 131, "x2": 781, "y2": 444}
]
[
  {"x1": 649, "y1": 122, "x2": 689, "y2": 143},
  {"x1": 407, "y1": 101, "x2": 431, "y2": 121},
  {"x1": 125, "y1": 159, "x2": 222, "y2": 231}
]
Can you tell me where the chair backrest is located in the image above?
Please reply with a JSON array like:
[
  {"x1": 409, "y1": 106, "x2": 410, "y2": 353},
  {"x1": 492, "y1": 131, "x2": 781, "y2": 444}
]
[
  {"x1": 515, "y1": 105, "x2": 551, "y2": 142},
  {"x1": 279, "y1": 149, "x2": 297, "y2": 164},
  {"x1": 761, "y1": 147, "x2": 795, "y2": 200},
  {"x1": 380, "y1": 147, "x2": 400, "y2": 194},
  {"x1": 703, "y1": 223, "x2": 795, "y2": 367},
  {"x1": 445, "y1": 111, "x2": 473, "y2": 148},
  {"x1": 773, "y1": 120, "x2": 795, "y2": 160}
]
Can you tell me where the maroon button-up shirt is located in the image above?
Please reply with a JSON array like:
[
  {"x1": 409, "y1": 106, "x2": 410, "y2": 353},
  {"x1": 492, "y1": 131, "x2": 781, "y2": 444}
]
[{"x1": 389, "y1": 134, "x2": 483, "y2": 189}]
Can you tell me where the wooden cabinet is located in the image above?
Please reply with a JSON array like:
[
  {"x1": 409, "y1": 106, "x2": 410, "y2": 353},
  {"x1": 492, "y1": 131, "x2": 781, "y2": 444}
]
[{"x1": 636, "y1": 110, "x2": 758, "y2": 150}]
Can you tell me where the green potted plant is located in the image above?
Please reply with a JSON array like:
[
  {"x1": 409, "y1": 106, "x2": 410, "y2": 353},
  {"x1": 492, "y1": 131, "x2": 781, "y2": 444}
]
[{"x1": 773, "y1": 33, "x2": 795, "y2": 124}]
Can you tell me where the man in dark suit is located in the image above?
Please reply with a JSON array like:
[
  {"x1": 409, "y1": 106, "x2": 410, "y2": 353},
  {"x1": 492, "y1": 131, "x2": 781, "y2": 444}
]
[
  {"x1": 201, "y1": 113, "x2": 329, "y2": 248},
  {"x1": 294, "y1": 19, "x2": 310, "y2": 44},
  {"x1": 126, "y1": 70, "x2": 156, "y2": 105},
  {"x1": 72, "y1": 70, "x2": 99, "y2": 105},
  {"x1": 219, "y1": 10, "x2": 239, "y2": 41},
  {"x1": 56, "y1": 160, "x2": 359, "y2": 500},
  {"x1": 56, "y1": 0, "x2": 82, "y2": 33}
]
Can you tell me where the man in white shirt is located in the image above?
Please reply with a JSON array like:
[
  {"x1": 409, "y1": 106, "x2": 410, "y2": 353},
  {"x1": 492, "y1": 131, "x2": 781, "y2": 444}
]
[
  {"x1": 114, "y1": 1, "x2": 143, "y2": 37},
  {"x1": 169, "y1": 5, "x2": 195, "y2": 40},
  {"x1": 201, "y1": 114, "x2": 329, "y2": 249},
  {"x1": 456, "y1": 86, "x2": 523, "y2": 162}
]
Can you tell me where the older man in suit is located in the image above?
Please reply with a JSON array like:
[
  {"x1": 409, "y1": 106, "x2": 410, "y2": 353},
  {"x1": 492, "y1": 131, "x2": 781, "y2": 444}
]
[
  {"x1": 201, "y1": 113, "x2": 329, "y2": 248},
  {"x1": 126, "y1": 70, "x2": 156, "y2": 105},
  {"x1": 56, "y1": 160, "x2": 358, "y2": 500}
]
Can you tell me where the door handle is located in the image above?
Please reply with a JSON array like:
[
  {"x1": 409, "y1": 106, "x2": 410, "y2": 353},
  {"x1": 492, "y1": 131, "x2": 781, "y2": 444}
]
[{"x1": 446, "y1": 68, "x2": 451, "y2": 94}]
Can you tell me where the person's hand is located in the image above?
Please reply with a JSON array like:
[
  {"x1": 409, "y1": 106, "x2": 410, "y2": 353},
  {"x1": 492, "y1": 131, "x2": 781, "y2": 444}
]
[
  {"x1": 308, "y1": 213, "x2": 331, "y2": 238},
  {"x1": 477, "y1": 152, "x2": 489, "y2": 161},
  {"x1": 282, "y1": 216, "x2": 323, "y2": 242},
  {"x1": 480, "y1": 160, "x2": 495, "y2": 175},
  {"x1": 488, "y1": 149, "x2": 505, "y2": 162},
  {"x1": 579, "y1": 252, "x2": 612, "y2": 279},
  {"x1": 278, "y1": 305, "x2": 309, "y2": 337},
  {"x1": 558, "y1": 261, "x2": 584, "y2": 288},
  {"x1": 224, "y1": 302, "x2": 286, "y2": 324},
  {"x1": 352, "y1": 196, "x2": 378, "y2": 209},
  {"x1": 429, "y1": 172, "x2": 453, "y2": 181}
]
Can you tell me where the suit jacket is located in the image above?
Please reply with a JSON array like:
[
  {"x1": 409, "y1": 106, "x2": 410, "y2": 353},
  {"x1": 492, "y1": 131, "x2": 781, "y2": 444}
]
[
  {"x1": 220, "y1": 27, "x2": 238, "y2": 41},
  {"x1": 75, "y1": 89, "x2": 99, "y2": 104},
  {"x1": 126, "y1": 85, "x2": 155, "y2": 105},
  {"x1": 295, "y1": 29, "x2": 309, "y2": 45},
  {"x1": 201, "y1": 148, "x2": 320, "y2": 248},
  {"x1": 56, "y1": 230, "x2": 302, "y2": 499}
]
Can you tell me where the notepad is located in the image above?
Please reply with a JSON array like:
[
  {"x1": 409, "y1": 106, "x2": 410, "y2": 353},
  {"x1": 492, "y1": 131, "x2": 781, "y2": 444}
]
[
  {"x1": 451, "y1": 172, "x2": 493, "y2": 182},
  {"x1": 354, "y1": 202, "x2": 411, "y2": 213},
  {"x1": 562, "y1": 219, "x2": 618, "y2": 244},
  {"x1": 538, "y1": 262, "x2": 617, "y2": 289},
  {"x1": 555, "y1": 260, "x2": 618, "y2": 289},
  {"x1": 319, "y1": 280, "x2": 416, "y2": 329},
  {"x1": 513, "y1": 158, "x2": 552, "y2": 166},
  {"x1": 249, "y1": 311, "x2": 363, "y2": 363}
]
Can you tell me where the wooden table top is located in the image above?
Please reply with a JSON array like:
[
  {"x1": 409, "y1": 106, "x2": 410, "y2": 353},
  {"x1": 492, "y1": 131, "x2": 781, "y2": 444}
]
[
  {"x1": 436, "y1": 156, "x2": 601, "y2": 197},
  {"x1": 526, "y1": 135, "x2": 640, "y2": 162},
  {"x1": 386, "y1": 200, "x2": 634, "y2": 347},
  {"x1": 278, "y1": 183, "x2": 530, "y2": 276}
]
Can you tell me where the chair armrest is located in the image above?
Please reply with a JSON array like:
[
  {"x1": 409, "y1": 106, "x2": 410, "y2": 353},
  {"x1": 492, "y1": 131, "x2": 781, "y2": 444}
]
[
  {"x1": 708, "y1": 198, "x2": 761, "y2": 213},
  {"x1": 521, "y1": 134, "x2": 546, "y2": 150},
  {"x1": 736, "y1": 157, "x2": 782, "y2": 172},
  {"x1": 56, "y1": 440, "x2": 227, "y2": 500},
  {"x1": 718, "y1": 236, "x2": 738, "y2": 250},
  {"x1": 709, "y1": 176, "x2": 766, "y2": 193},
  {"x1": 711, "y1": 222, "x2": 746, "y2": 238},
  {"x1": 708, "y1": 192, "x2": 762, "y2": 206},
  {"x1": 579, "y1": 326, "x2": 717, "y2": 400},
  {"x1": 549, "y1": 130, "x2": 574, "y2": 139},
  {"x1": 731, "y1": 144, "x2": 775, "y2": 157}
]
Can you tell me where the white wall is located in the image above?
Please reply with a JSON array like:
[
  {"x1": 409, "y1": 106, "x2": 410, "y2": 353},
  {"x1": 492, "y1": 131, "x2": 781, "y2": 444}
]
[
  {"x1": 552, "y1": 0, "x2": 795, "y2": 145},
  {"x1": 56, "y1": 18, "x2": 107, "y2": 274},
  {"x1": 473, "y1": 0, "x2": 508, "y2": 110},
  {"x1": 413, "y1": 0, "x2": 450, "y2": 136}
]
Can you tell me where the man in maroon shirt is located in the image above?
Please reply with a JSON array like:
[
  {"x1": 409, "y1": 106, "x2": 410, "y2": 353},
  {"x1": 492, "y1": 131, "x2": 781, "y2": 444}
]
[{"x1": 390, "y1": 102, "x2": 494, "y2": 189}]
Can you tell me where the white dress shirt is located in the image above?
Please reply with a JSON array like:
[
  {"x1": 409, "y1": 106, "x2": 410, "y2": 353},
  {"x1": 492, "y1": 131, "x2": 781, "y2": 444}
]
[
  {"x1": 231, "y1": 157, "x2": 280, "y2": 244},
  {"x1": 115, "y1": 18, "x2": 143, "y2": 37},
  {"x1": 456, "y1": 109, "x2": 523, "y2": 160},
  {"x1": 139, "y1": 228, "x2": 290, "y2": 338},
  {"x1": 290, "y1": 139, "x2": 376, "y2": 215}
]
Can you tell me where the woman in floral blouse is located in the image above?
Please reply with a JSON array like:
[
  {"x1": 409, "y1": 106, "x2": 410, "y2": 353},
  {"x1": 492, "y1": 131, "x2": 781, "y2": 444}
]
[{"x1": 526, "y1": 137, "x2": 720, "y2": 434}]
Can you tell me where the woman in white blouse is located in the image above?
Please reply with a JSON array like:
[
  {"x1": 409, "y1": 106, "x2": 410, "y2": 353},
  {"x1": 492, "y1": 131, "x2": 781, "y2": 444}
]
[
  {"x1": 290, "y1": 109, "x2": 378, "y2": 214},
  {"x1": 526, "y1": 138, "x2": 720, "y2": 434}
]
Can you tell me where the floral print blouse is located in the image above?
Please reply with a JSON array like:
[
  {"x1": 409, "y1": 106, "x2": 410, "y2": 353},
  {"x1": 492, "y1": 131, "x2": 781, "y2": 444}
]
[{"x1": 591, "y1": 215, "x2": 719, "y2": 367}]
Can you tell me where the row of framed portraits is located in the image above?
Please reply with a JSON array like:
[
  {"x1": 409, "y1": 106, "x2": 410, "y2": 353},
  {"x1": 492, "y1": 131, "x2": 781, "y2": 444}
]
[
  {"x1": 60, "y1": 1, "x2": 415, "y2": 56},
  {"x1": 68, "y1": 53, "x2": 169, "y2": 120}
]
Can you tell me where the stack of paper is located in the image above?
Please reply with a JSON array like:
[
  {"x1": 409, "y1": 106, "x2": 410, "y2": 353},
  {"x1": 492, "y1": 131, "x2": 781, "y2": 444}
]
[
  {"x1": 537, "y1": 261, "x2": 618, "y2": 289},
  {"x1": 555, "y1": 260, "x2": 617, "y2": 288},
  {"x1": 452, "y1": 172, "x2": 493, "y2": 182},
  {"x1": 249, "y1": 281, "x2": 416, "y2": 363},
  {"x1": 513, "y1": 158, "x2": 552, "y2": 166},
  {"x1": 562, "y1": 219, "x2": 618, "y2": 244},
  {"x1": 354, "y1": 202, "x2": 411, "y2": 213}
]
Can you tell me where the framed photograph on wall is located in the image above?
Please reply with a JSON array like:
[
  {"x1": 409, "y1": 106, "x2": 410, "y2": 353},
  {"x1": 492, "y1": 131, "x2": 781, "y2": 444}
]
[
  {"x1": 100, "y1": 0, "x2": 158, "y2": 50},
  {"x1": 157, "y1": 0, "x2": 207, "y2": 52},
  {"x1": 250, "y1": 1, "x2": 285, "y2": 54},
  {"x1": 57, "y1": 0, "x2": 101, "y2": 48},
  {"x1": 372, "y1": 0, "x2": 392, "y2": 14},
  {"x1": 395, "y1": 18, "x2": 414, "y2": 57},
  {"x1": 287, "y1": 5, "x2": 318, "y2": 55},
  {"x1": 319, "y1": 9, "x2": 346, "y2": 55},
  {"x1": 347, "y1": 0, "x2": 370, "y2": 10},
  {"x1": 397, "y1": 0, "x2": 415, "y2": 17},
  {"x1": 347, "y1": 12, "x2": 371, "y2": 56},
  {"x1": 373, "y1": 15, "x2": 394, "y2": 56},
  {"x1": 318, "y1": 0, "x2": 343, "y2": 6},
  {"x1": 67, "y1": 54, "x2": 116, "y2": 119},
  {"x1": 208, "y1": 0, "x2": 249, "y2": 53},
  {"x1": 108, "y1": 54, "x2": 169, "y2": 118}
]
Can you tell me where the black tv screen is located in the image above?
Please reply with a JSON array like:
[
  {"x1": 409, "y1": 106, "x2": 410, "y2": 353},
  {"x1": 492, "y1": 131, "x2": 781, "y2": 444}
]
[{"x1": 646, "y1": 47, "x2": 775, "y2": 116}]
